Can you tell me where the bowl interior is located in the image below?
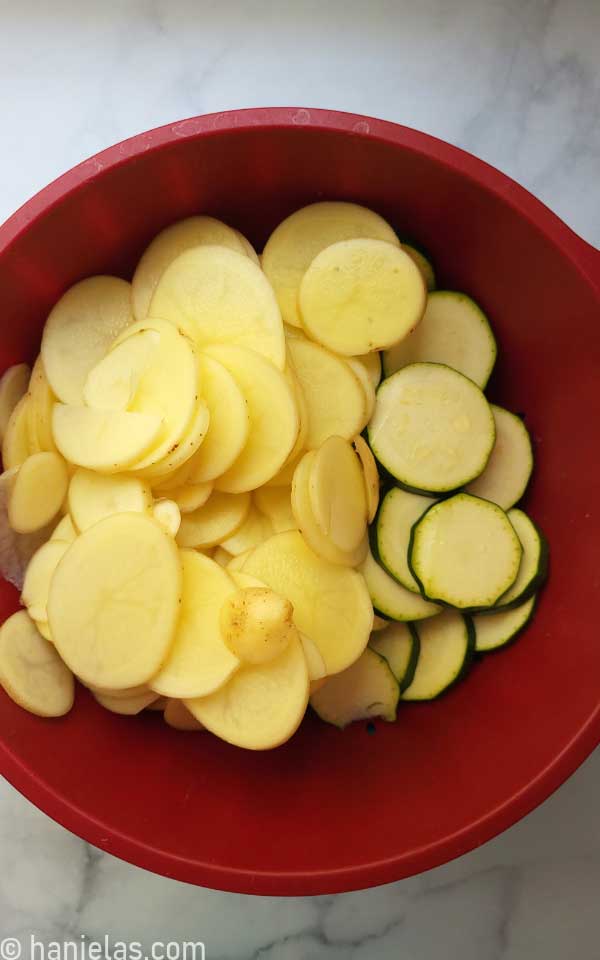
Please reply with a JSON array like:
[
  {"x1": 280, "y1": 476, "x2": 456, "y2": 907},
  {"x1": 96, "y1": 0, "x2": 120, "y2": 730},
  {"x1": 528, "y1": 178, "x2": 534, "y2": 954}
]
[{"x1": 1, "y1": 119, "x2": 599, "y2": 895}]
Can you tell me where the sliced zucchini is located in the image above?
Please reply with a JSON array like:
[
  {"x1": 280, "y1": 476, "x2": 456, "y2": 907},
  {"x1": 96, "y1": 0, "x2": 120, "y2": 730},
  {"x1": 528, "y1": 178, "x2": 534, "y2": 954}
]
[
  {"x1": 496, "y1": 509, "x2": 548, "y2": 609},
  {"x1": 402, "y1": 610, "x2": 474, "y2": 701},
  {"x1": 382, "y1": 291, "x2": 497, "y2": 388},
  {"x1": 375, "y1": 486, "x2": 435, "y2": 593},
  {"x1": 370, "y1": 622, "x2": 420, "y2": 692},
  {"x1": 401, "y1": 244, "x2": 436, "y2": 292},
  {"x1": 368, "y1": 363, "x2": 495, "y2": 494},
  {"x1": 472, "y1": 595, "x2": 536, "y2": 652},
  {"x1": 310, "y1": 647, "x2": 399, "y2": 728},
  {"x1": 409, "y1": 493, "x2": 522, "y2": 610},
  {"x1": 467, "y1": 406, "x2": 533, "y2": 510},
  {"x1": 360, "y1": 549, "x2": 441, "y2": 622}
]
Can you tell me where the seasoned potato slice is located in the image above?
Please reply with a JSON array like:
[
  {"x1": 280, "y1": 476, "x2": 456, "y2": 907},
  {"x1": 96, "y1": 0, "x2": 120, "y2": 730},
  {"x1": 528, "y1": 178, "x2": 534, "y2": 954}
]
[
  {"x1": 9, "y1": 452, "x2": 68, "y2": 534},
  {"x1": 185, "y1": 354, "x2": 249, "y2": 484},
  {"x1": 68, "y1": 469, "x2": 152, "y2": 531},
  {"x1": 0, "y1": 610, "x2": 74, "y2": 717},
  {"x1": 0, "y1": 363, "x2": 30, "y2": 443},
  {"x1": 53, "y1": 405, "x2": 162, "y2": 472},
  {"x1": 176, "y1": 490, "x2": 250, "y2": 549}
]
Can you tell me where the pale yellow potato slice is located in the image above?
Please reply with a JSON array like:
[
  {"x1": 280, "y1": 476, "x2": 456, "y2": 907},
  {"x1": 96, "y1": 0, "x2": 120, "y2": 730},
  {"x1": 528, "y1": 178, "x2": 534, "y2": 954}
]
[
  {"x1": 186, "y1": 633, "x2": 308, "y2": 750},
  {"x1": 206, "y1": 345, "x2": 299, "y2": 493},
  {"x1": 300, "y1": 239, "x2": 426, "y2": 355},
  {"x1": 167, "y1": 482, "x2": 213, "y2": 513},
  {"x1": 9, "y1": 452, "x2": 68, "y2": 534},
  {"x1": 93, "y1": 688, "x2": 160, "y2": 715},
  {"x1": 292, "y1": 452, "x2": 367, "y2": 567},
  {"x1": 48, "y1": 513, "x2": 181, "y2": 689},
  {"x1": 229, "y1": 570, "x2": 266, "y2": 589},
  {"x1": 0, "y1": 363, "x2": 30, "y2": 443},
  {"x1": 35, "y1": 619, "x2": 53, "y2": 642},
  {"x1": 151, "y1": 551, "x2": 239, "y2": 698},
  {"x1": 150, "y1": 458, "x2": 196, "y2": 493},
  {"x1": 300, "y1": 632, "x2": 327, "y2": 681},
  {"x1": 2, "y1": 395, "x2": 32, "y2": 469},
  {"x1": 132, "y1": 215, "x2": 246, "y2": 321},
  {"x1": 152, "y1": 499, "x2": 181, "y2": 537},
  {"x1": 163, "y1": 698, "x2": 204, "y2": 731},
  {"x1": 50, "y1": 514, "x2": 77, "y2": 543},
  {"x1": 213, "y1": 545, "x2": 233, "y2": 568},
  {"x1": 308, "y1": 436, "x2": 368, "y2": 553},
  {"x1": 176, "y1": 490, "x2": 250, "y2": 549},
  {"x1": 0, "y1": 611, "x2": 74, "y2": 716},
  {"x1": 138, "y1": 394, "x2": 210, "y2": 482},
  {"x1": 353, "y1": 352, "x2": 381, "y2": 390},
  {"x1": 346, "y1": 357, "x2": 375, "y2": 426},
  {"x1": 286, "y1": 338, "x2": 366, "y2": 448},
  {"x1": 52, "y1": 405, "x2": 162, "y2": 472},
  {"x1": 83, "y1": 329, "x2": 160, "y2": 411},
  {"x1": 0, "y1": 468, "x2": 54, "y2": 590},
  {"x1": 150, "y1": 246, "x2": 286, "y2": 369},
  {"x1": 21, "y1": 540, "x2": 70, "y2": 622},
  {"x1": 262, "y1": 201, "x2": 399, "y2": 328},
  {"x1": 221, "y1": 506, "x2": 273, "y2": 556},
  {"x1": 147, "y1": 696, "x2": 168, "y2": 711},
  {"x1": 254, "y1": 485, "x2": 296, "y2": 533},
  {"x1": 68, "y1": 469, "x2": 152, "y2": 531},
  {"x1": 232, "y1": 228, "x2": 261, "y2": 265},
  {"x1": 185, "y1": 353, "x2": 249, "y2": 484},
  {"x1": 220, "y1": 586, "x2": 296, "y2": 664},
  {"x1": 242, "y1": 530, "x2": 372, "y2": 674},
  {"x1": 227, "y1": 550, "x2": 253, "y2": 572},
  {"x1": 27, "y1": 358, "x2": 57, "y2": 453},
  {"x1": 262, "y1": 452, "x2": 303, "y2": 489},
  {"x1": 352, "y1": 436, "x2": 380, "y2": 523},
  {"x1": 282, "y1": 361, "x2": 309, "y2": 465},
  {"x1": 88, "y1": 682, "x2": 150, "y2": 699},
  {"x1": 42, "y1": 276, "x2": 133, "y2": 405}
]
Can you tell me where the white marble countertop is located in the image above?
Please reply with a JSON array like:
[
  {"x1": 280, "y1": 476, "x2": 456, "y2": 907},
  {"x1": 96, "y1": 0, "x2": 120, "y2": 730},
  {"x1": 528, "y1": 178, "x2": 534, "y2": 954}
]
[{"x1": 1, "y1": 0, "x2": 599, "y2": 956}]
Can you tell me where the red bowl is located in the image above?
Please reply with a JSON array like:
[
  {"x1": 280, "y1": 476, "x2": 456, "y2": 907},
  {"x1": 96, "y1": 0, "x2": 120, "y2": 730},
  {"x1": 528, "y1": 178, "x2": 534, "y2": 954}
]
[{"x1": 0, "y1": 108, "x2": 599, "y2": 896}]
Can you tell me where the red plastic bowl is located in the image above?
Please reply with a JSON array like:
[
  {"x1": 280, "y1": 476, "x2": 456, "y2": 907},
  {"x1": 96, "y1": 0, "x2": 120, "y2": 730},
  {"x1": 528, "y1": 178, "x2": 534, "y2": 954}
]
[{"x1": 0, "y1": 108, "x2": 599, "y2": 896}]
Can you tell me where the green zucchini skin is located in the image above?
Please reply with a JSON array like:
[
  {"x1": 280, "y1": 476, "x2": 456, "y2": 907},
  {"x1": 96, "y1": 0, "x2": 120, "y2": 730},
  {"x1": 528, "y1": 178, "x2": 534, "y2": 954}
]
[
  {"x1": 403, "y1": 623, "x2": 421, "y2": 692},
  {"x1": 494, "y1": 516, "x2": 549, "y2": 611},
  {"x1": 402, "y1": 613, "x2": 475, "y2": 702},
  {"x1": 471, "y1": 595, "x2": 538, "y2": 654}
]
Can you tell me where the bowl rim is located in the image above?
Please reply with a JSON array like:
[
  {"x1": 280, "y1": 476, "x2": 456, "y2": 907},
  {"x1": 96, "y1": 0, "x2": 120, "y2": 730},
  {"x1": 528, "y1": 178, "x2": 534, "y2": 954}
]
[{"x1": 0, "y1": 107, "x2": 599, "y2": 896}]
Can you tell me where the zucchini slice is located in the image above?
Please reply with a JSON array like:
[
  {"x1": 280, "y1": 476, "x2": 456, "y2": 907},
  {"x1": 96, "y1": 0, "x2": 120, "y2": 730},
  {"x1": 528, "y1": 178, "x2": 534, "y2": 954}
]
[
  {"x1": 382, "y1": 291, "x2": 497, "y2": 388},
  {"x1": 472, "y1": 595, "x2": 536, "y2": 652},
  {"x1": 496, "y1": 509, "x2": 548, "y2": 609},
  {"x1": 368, "y1": 363, "x2": 495, "y2": 494},
  {"x1": 409, "y1": 493, "x2": 522, "y2": 610},
  {"x1": 466, "y1": 405, "x2": 533, "y2": 510},
  {"x1": 370, "y1": 622, "x2": 420, "y2": 692},
  {"x1": 375, "y1": 486, "x2": 436, "y2": 593},
  {"x1": 360, "y1": 549, "x2": 442, "y2": 622},
  {"x1": 402, "y1": 610, "x2": 474, "y2": 701},
  {"x1": 310, "y1": 647, "x2": 399, "y2": 728}
]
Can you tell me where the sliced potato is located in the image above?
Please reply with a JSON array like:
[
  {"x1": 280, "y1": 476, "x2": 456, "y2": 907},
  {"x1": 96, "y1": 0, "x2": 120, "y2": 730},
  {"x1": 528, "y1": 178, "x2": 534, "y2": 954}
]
[
  {"x1": 229, "y1": 570, "x2": 266, "y2": 589},
  {"x1": 93, "y1": 688, "x2": 159, "y2": 715},
  {"x1": 149, "y1": 245, "x2": 285, "y2": 369},
  {"x1": 167, "y1": 482, "x2": 213, "y2": 513},
  {"x1": 163, "y1": 697, "x2": 205, "y2": 731},
  {"x1": 42, "y1": 276, "x2": 133, "y2": 405},
  {"x1": 146, "y1": 696, "x2": 168, "y2": 711},
  {"x1": 83, "y1": 328, "x2": 161, "y2": 411},
  {"x1": 152, "y1": 499, "x2": 181, "y2": 537},
  {"x1": 186, "y1": 633, "x2": 308, "y2": 750},
  {"x1": 48, "y1": 513, "x2": 182, "y2": 689},
  {"x1": 0, "y1": 363, "x2": 30, "y2": 443},
  {"x1": 282, "y1": 361, "x2": 309, "y2": 465},
  {"x1": 221, "y1": 506, "x2": 273, "y2": 556},
  {"x1": 151, "y1": 551, "x2": 239, "y2": 698},
  {"x1": 138, "y1": 393, "x2": 210, "y2": 482},
  {"x1": 2, "y1": 395, "x2": 32, "y2": 469},
  {"x1": 346, "y1": 357, "x2": 376, "y2": 426},
  {"x1": 185, "y1": 353, "x2": 249, "y2": 484},
  {"x1": 231, "y1": 228, "x2": 260, "y2": 265},
  {"x1": 254, "y1": 485, "x2": 296, "y2": 533},
  {"x1": 352, "y1": 436, "x2": 380, "y2": 523},
  {"x1": 27, "y1": 358, "x2": 57, "y2": 452},
  {"x1": 220, "y1": 586, "x2": 296, "y2": 664},
  {"x1": 227, "y1": 550, "x2": 253, "y2": 572},
  {"x1": 242, "y1": 530, "x2": 373, "y2": 674},
  {"x1": 352, "y1": 352, "x2": 381, "y2": 390},
  {"x1": 206, "y1": 345, "x2": 299, "y2": 493},
  {"x1": 300, "y1": 632, "x2": 327, "y2": 681},
  {"x1": 35, "y1": 619, "x2": 53, "y2": 642},
  {"x1": 50, "y1": 514, "x2": 77, "y2": 543},
  {"x1": 0, "y1": 468, "x2": 54, "y2": 590},
  {"x1": 68, "y1": 469, "x2": 152, "y2": 531},
  {"x1": 0, "y1": 610, "x2": 74, "y2": 717},
  {"x1": 21, "y1": 540, "x2": 70, "y2": 622},
  {"x1": 262, "y1": 201, "x2": 399, "y2": 328},
  {"x1": 9, "y1": 452, "x2": 68, "y2": 534},
  {"x1": 132, "y1": 215, "x2": 246, "y2": 321},
  {"x1": 308, "y1": 436, "x2": 367, "y2": 553},
  {"x1": 52, "y1": 405, "x2": 162, "y2": 472},
  {"x1": 176, "y1": 490, "x2": 251, "y2": 549},
  {"x1": 213, "y1": 545, "x2": 234, "y2": 568}
]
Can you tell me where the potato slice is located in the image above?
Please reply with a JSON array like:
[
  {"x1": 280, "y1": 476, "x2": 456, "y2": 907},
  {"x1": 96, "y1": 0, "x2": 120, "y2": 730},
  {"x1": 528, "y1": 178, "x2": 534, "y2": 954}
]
[
  {"x1": 21, "y1": 540, "x2": 70, "y2": 622},
  {"x1": 163, "y1": 697, "x2": 204, "y2": 731},
  {"x1": 185, "y1": 354, "x2": 249, "y2": 484},
  {"x1": 242, "y1": 530, "x2": 372, "y2": 674},
  {"x1": 48, "y1": 513, "x2": 182, "y2": 689},
  {"x1": 93, "y1": 688, "x2": 159, "y2": 715},
  {"x1": 150, "y1": 245, "x2": 285, "y2": 369},
  {"x1": 167, "y1": 482, "x2": 213, "y2": 513},
  {"x1": 353, "y1": 352, "x2": 381, "y2": 390},
  {"x1": 221, "y1": 506, "x2": 273, "y2": 556},
  {"x1": 286, "y1": 338, "x2": 366, "y2": 448},
  {"x1": 186, "y1": 633, "x2": 308, "y2": 750},
  {"x1": 346, "y1": 357, "x2": 375, "y2": 426},
  {"x1": 151, "y1": 551, "x2": 239, "y2": 698},
  {"x1": 213, "y1": 546, "x2": 234, "y2": 568},
  {"x1": 232, "y1": 228, "x2": 260, "y2": 265},
  {"x1": 229, "y1": 571, "x2": 266, "y2": 589},
  {"x1": 300, "y1": 633, "x2": 327, "y2": 681},
  {"x1": 152, "y1": 499, "x2": 181, "y2": 537},
  {"x1": 254, "y1": 485, "x2": 296, "y2": 533},
  {"x1": 52, "y1": 405, "x2": 162, "y2": 472},
  {"x1": 9, "y1": 452, "x2": 68, "y2": 534},
  {"x1": 0, "y1": 611, "x2": 74, "y2": 716},
  {"x1": 42, "y1": 276, "x2": 133, "y2": 405},
  {"x1": 352, "y1": 436, "x2": 380, "y2": 523},
  {"x1": 138, "y1": 394, "x2": 210, "y2": 482},
  {"x1": 50, "y1": 514, "x2": 77, "y2": 543},
  {"x1": 282, "y1": 361, "x2": 309, "y2": 465},
  {"x1": 227, "y1": 550, "x2": 253, "y2": 572},
  {"x1": 176, "y1": 490, "x2": 250, "y2": 549},
  {"x1": 83, "y1": 329, "x2": 160, "y2": 411},
  {"x1": 147, "y1": 696, "x2": 168, "y2": 712},
  {"x1": 220, "y1": 586, "x2": 296, "y2": 664},
  {"x1": 0, "y1": 468, "x2": 53, "y2": 590},
  {"x1": 2, "y1": 395, "x2": 32, "y2": 469},
  {"x1": 299, "y1": 239, "x2": 426, "y2": 355},
  {"x1": 262, "y1": 201, "x2": 399, "y2": 328},
  {"x1": 206, "y1": 345, "x2": 299, "y2": 493},
  {"x1": 27, "y1": 358, "x2": 57, "y2": 453},
  {"x1": 0, "y1": 363, "x2": 30, "y2": 443},
  {"x1": 35, "y1": 619, "x2": 53, "y2": 642},
  {"x1": 308, "y1": 436, "x2": 368, "y2": 553},
  {"x1": 68, "y1": 469, "x2": 152, "y2": 531}
]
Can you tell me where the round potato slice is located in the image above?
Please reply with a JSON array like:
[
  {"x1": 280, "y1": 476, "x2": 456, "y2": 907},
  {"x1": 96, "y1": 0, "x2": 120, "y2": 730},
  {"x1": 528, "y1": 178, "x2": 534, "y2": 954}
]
[
  {"x1": 9, "y1": 452, "x2": 68, "y2": 534},
  {"x1": 48, "y1": 513, "x2": 182, "y2": 689},
  {"x1": 21, "y1": 539, "x2": 70, "y2": 622},
  {"x1": 0, "y1": 363, "x2": 30, "y2": 443},
  {"x1": 254, "y1": 485, "x2": 296, "y2": 533},
  {"x1": 149, "y1": 246, "x2": 285, "y2": 369},
  {"x1": 151, "y1": 551, "x2": 239, "y2": 698},
  {"x1": 242, "y1": 530, "x2": 373, "y2": 674},
  {"x1": 352, "y1": 436, "x2": 380, "y2": 523},
  {"x1": 176, "y1": 490, "x2": 250, "y2": 549},
  {"x1": 346, "y1": 358, "x2": 376, "y2": 426},
  {"x1": 185, "y1": 633, "x2": 309, "y2": 750},
  {"x1": 308, "y1": 436, "x2": 368, "y2": 553},
  {"x1": 68, "y1": 469, "x2": 152, "y2": 531},
  {"x1": 35, "y1": 619, "x2": 53, "y2": 642},
  {"x1": 167, "y1": 482, "x2": 213, "y2": 514},
  {"x1": 229, "y1": 570, "x2": 266, "y2": 589},
  {"x1": 152, "y1": 499, "x2": 181, "y2": 537},
  {"x1": 53, "y1": 405, "x2": 162, "y2": 473},
  {"x1": 2, "y1": 395, "x2": 32, "y2": 469},
  {"x1": 206, "y1": 345, "x2": 299, "y2": 493},
  {"x1": 138, "y1": 394, "x2": 210, "y2": 482},
  {"x1": 185, "y1": 354, "x2": 249, "y2": 484},
  {"x1": 42, "y1": 276, "x2": 133, "y2": 405},
  {"x1": 83, "y1": 329, "x2": 161, "y2": 411},
  {"x1": 299, "y1": 239, "x2": 426, "y2": 355},
  {"x1": 0, "y1": 610, "x2": 74, "y2": 717},
  {"x1": 163, "y1": 697, "x2": 205, "y2": 731},
  {"x1": 93, "y1": 688, "x2": 159, "y2": 715},
  {"x1": 50, "y1": 514, "x2": 77, "y2": 544},
  {"x1": 221, "y1": 506, "x2": 273, "y2": 556},
  {"x1": 286, "y1": 339, "x2": 366, "y2": 448},
  {"x1": 353, "y1": 352, "x2": 382, "y2": 390},
  {"x1": 27, "y1": 358, "x2": 57, "y2": 453},
  {"x1": 232, "y1": 228, "x2": 260, "y2": 265},
  {"x1": 0, "y1": 468, "x2": 54, "y2": 590},
  {"x1": 132, "y1": 215, "x2": 247, "y2": 321},
  {"x1": 300, "y1": 632, "x2": 327, "y2": 681},
  {"x1": 262, "y1": 201, "x2": 399, "y2": 328}
]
